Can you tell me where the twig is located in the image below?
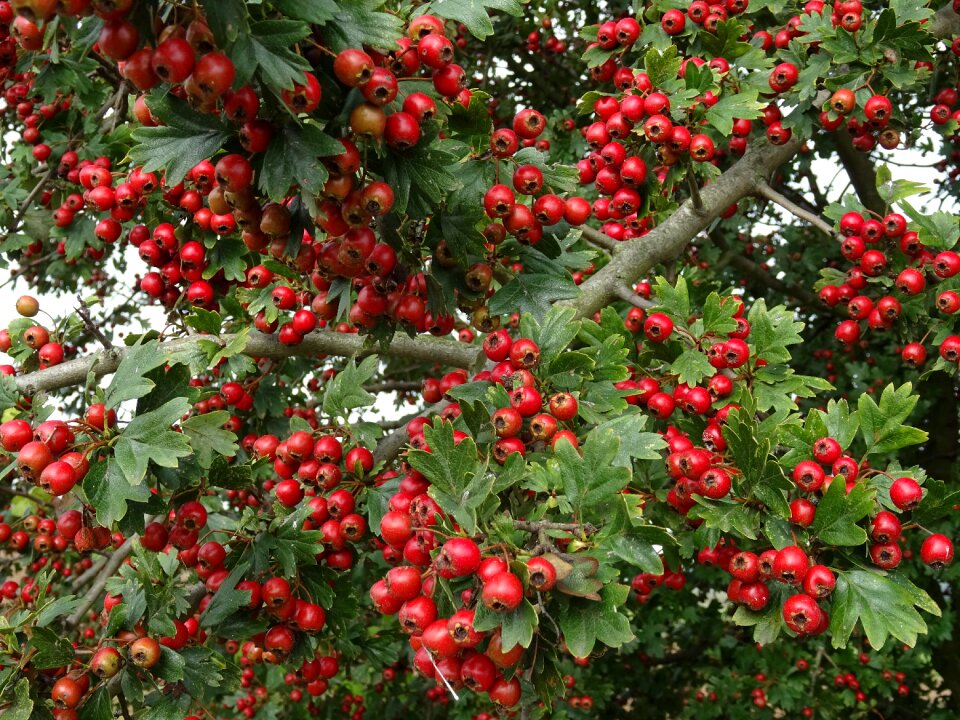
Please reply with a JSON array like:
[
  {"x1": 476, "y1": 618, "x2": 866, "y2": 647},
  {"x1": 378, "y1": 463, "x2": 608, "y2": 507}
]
[
  {"x1": 71, "y1": 555, "x2": 108, "y2": 590},
  {"x1": 513, "y1": 519, "x2": 597, "y2": 534},
  {"x1": 756, "y1": 180, "x2": 836, "y2": 238},
  {"x1": 66, "y1": 537, "x2": 135, "y2": 628},
  {"x1": 363, "y1": 380, "x2": 421, "y2": 393},
  {"x1": 580, "y1": 225, "x2": 618, "y2": 252},
  {"x1": 372, "y1": 400, "x2": 449, "y2": 467},
  {"x1": 688, "y1": 173, "x2": 705, "y2": 213},
  {"x1": 76, "y1": 296, "x2": 114, "y2": 350},
  {"x1": 2, "y1": 165, "x2": 56, "y2": 240},
  {"x1": 116, "y1": 689, "x2": 133, "y2": 720},
  {"x1": 614, "y1": 285, "x2": 655, "y2": 310}
]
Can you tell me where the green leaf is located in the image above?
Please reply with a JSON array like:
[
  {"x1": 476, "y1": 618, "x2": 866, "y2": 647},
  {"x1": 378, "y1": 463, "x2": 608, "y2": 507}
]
[
  {"x1": 644, "y1": 45, "x2": 682, "y2": 88},
  {"x1": 670, "y1": 348, "x2": 715, "y2": 386},
  {"x1": 875, "y1": 164, "x2": 928, "y2": 205},
  {"x1": 105, "y1": 341, "x2": 168, "y2": 409},
  {"x1": 114, "y1": 398, "x2": 192, "y2": 486},
  {"x1": 705, "y1": 86, "x2": 764, "y2": 136},
  {"x1": 816, "y1": 399, "x2": 859, "y2": 451},
  {"x1": 858, "y1": 383, "x2": 927, "y2": 456},
  {"x1": 258, "y1": 122, "x2": 339, "y2": 201},
  {"x1": 428, "y1": 0, "x2": 526, "y2": 39},
  {"x1": 488, "y1": 273, "x2": 579, "y2": 322},
  {"x1": 130, "y1": 96, "x2": 231, "y2": 186},
  {"x1": 83, "y1": 460, "x2": 152, "y2": 527},
  {"x1": 201, "y1": 562, "x2": 253, "y2": 628},
  {"x1": 320, "y1": 0, "x2": 406, "y2": 51},
  {"x1": 912, "y1": 478, "x2": 960, "y2": 526},
  {"x1": 606, "y1": 533, "x2": 664, "y2": 575},
  {"x1": 830, "y1": 570, "x2": 934, "y2": 650},
  {"x1": 811, "y1": 478, "x2": 873, "y2": 546},
  {"x1": 208, "y1": 456, "x2": 254, "y2": 489},
  {"x1": 690, "y1": 499, "x2": 761, "y2": 540},
  {"x1": 29, "y1": 626, "x2": 76, "y2": 669},
  {"x1": 890, "y1": 0, "x2": 933, "y2": 25},
  {"x1": 701, "y1": 292, "x2": 739, "y2": 336},
  {"x1": 201, "y1": 0, "x2": 248, "y2": 46},
  {"x1": 322, "y1": 355, "x2": 377, "y2": 419},
  {"x1": 448, "y1": 88, "x2": 493, "y2": 146},
  {"x1": 593, "y1": 412, "x2": 666, "y2": 468},
  {"x1": 499, "y1": 599, "x2": 538, "y2": 651},
  {"x1": 78, "y1": 687, "x2": 112, "y2": 720},
  {"x1": 558, "y1": 583, "x2": 634, "y2": 658},
  {"x1": 513, "y1": 147, "x2": 580, "y2": 195},
  {"x1": 233, "y1": 20, "x2": 312, "y2": 90},
  {"x1": 653, "y1": 275, "x2": 691, "y2": 321},
  {"x1": 0, "y1": 373, "x2": 20, "y2": 412},
  {"x1": 381, "y1": 142, "x2": 458, "y2": 218},
  {"x1": 182, "y1": 411, "x2": 238, "y2": 468},
  {"x1": 747, "y1": 299, "x2": 804, "y2": 364},
  {"x1": 184, "y1": 309, "x2": 223, "y2": 335},
  {"x1": 5, "y1": 679, "x2": 33, "y2": 720},
  {"x1": 271, "y1": 0, "x2": 337, "y2": 24},
  {"x1": 900, "y1": 200, "x2": 959, "y2": 251},
  {"x1": 407, "y1": 421, "x2": 483, "y2": 500}
]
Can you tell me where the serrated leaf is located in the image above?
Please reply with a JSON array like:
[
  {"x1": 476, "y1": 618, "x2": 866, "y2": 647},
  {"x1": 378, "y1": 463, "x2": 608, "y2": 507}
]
[
  {"x1": 644, "y1": 45, "x2": 682, "y2": 88},
  {"x1": 690, "y1": 499, "x2": 760, "y2": 540},
  {"x1": 182, "y1": 411, "x2": 238, "y2": 468},
  {"x1": 321, "y1": 0, "x2": 406, "y2": 51},
  {"x1": 558, "y1": 583, "x2": 634, "y2": 658},
  {"x1": 130, "y1": 97, "x2": 231, "y2": 186},
  {"x1": 78, "y1": 686, "x2": 112, "y2": 720},
  {"x1": 201, "y1": 562, "x2": 253, "y2": 628},
  {"x1": 428, "y1": 0, "x2": 526, "y2": 39},
  {"x1": 670, "y1": 348, "x2": 715, "y2": 386},
  {"x1": 653, "y1": 275, "x2": 691, "y2": 321},
  {"x1": 232, "y1": 20, "x2": 312, "y2": 90},
  {"x1": 747, "y1": 299, "x2": 804, "y2": 364},
  {"x1": 29, "y1": 626, "x2": 75, "y2": 669},
  {"x1": 830, "y1": 570, "x2": 933, "y2": 650},
  {"x1": 705, "y1": 86, "x2": 764, "y2": 136},
  {"x1": 271, "y1": 0, "x2": 337, "y2": 24},
  {"x1": 105, "y1": 341, "x2": 168, "y2": 409},
  {"x1": 593, "y1": 411, "x2": 666, "y2": 467},
  {"x1": 858, "y1": 383, "x2": 927, "y2": 456},
  {"x1": 381, "y1": 142, "x2": 458, "y2": 217},
  {"x1": 6, "y1": 679, "x2": 32, "y2": 720},
  {"x1": 488, "y1": 273, "x2": 579, "y2": 321},
  {"x1": 322, "y1": 355, "x2": 377, "y2": 419},
  {"x1": 113, "y1": 398, "x2": 192, "y2": 486},
  {"x1": 83, "y1": 460, "x2": 152, "y2": 527},
  {"x1": 407, "y1": 420, "x2": 482, "y2": 499},
  {"x1": 258, "y1": 122, "x2": 338, "y2": 201},
  {"x1": 811, "y1": 478, "x2": 873, "y2": 545}
]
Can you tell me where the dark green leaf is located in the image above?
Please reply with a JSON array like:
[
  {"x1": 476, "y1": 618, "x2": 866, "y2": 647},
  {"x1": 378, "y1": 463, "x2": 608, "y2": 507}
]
[
  {"x1": 182, "y1": 411, "x2": 238, "y2": 469},
  {"x1": 83, "y1": 460, "x2": 152, "y2": 527},
  {"x1": 488, "y1": 273, "x2": 579, "y2": 321},
  {"x1": 258, "y1": 122, "x2": 339, "y2": 201},
  {"x1": 105, "y1": 341, "x2": 169, "y2": 409},
  {"x1": 113, "y1": 398, "x2": 192, "y2": 485},
  {"x1": 29, "y1": 626, "x2": 75, "y2": 669},
  {"x1": 811, "y1": 478, "x2": 873, "y2": 545},
  {"x1": 322, "y1": 355, "x2": 377, "y2": 418},
  {"x1": 130, "y1": 97, "x2": 231, "y2": 185},
  {"x1": 232, "y1": 20, "x2": 312, "y2": 90},
  {"x1": 428, "y1": 0, "x2": 526, "y2": 39},
  {"x1": 558, "y1": 583, "x2": 634, "y2": 658}
]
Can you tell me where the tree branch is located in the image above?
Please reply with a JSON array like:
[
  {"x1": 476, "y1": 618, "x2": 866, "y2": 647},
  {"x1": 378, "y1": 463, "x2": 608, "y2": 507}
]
[
  {"x1": 565, "y1": 134, "x2": 809, "y2": 320},
  {"x1": 832, "y1": 132, "x2": 886, "y2": 215},
  {"x1": 372, "y1": 400, "x2": 449, "y2": 467},
  {"x1": 14, "y1": 330, "x2": 484, "y2": 396},
  {"x1": 756, "y1": 180, "x2": 836, "y2": 238},
  {"x1": 66, "y1": 537, "x2": 134, "y2": 627},
  {"x1": 579, "y1": 225, "x2": 618, "y2": 252},
  {"x1": 932, "y1": 4, "x2": 960, "y2": 40}
]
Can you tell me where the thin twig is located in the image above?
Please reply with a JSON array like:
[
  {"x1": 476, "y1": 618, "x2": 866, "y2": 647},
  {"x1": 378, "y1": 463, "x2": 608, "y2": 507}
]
[
  {"x1": 756, "y1": 180, "x2": 836, "y2": 238},
  {"x1": 614, "y1": 285, "x2": 655, "y2": 310},
  {"x1": 688, "y1": 173, "x2": 705, "y2": 213},
  {"x1": 66, "y1": 538, "x2": 135, "y2": 628},
  {"x1": 579, "y1": 225, "x2": 618, "y2": 252},
  {"x1": 76, "y1": 296, "x2": 114, "y2": 350}
]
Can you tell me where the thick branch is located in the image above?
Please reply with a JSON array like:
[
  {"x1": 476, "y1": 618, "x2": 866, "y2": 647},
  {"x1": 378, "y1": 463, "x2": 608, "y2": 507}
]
[
  {"x1": 15, "y1": 330, "x2": 484, "y2": 396},
  {"x1": 756, "y1": 181, "x2": 836, "y2": 238},
  {"x1": 832, "y1": 132, "x2": 886, "y2": 215},
  {"x1": 566, "y1": 136, "x2": 805, "y2": 319},
  {"x1": 932, "y1": 4, "x2": 960, "y2": 40}
]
